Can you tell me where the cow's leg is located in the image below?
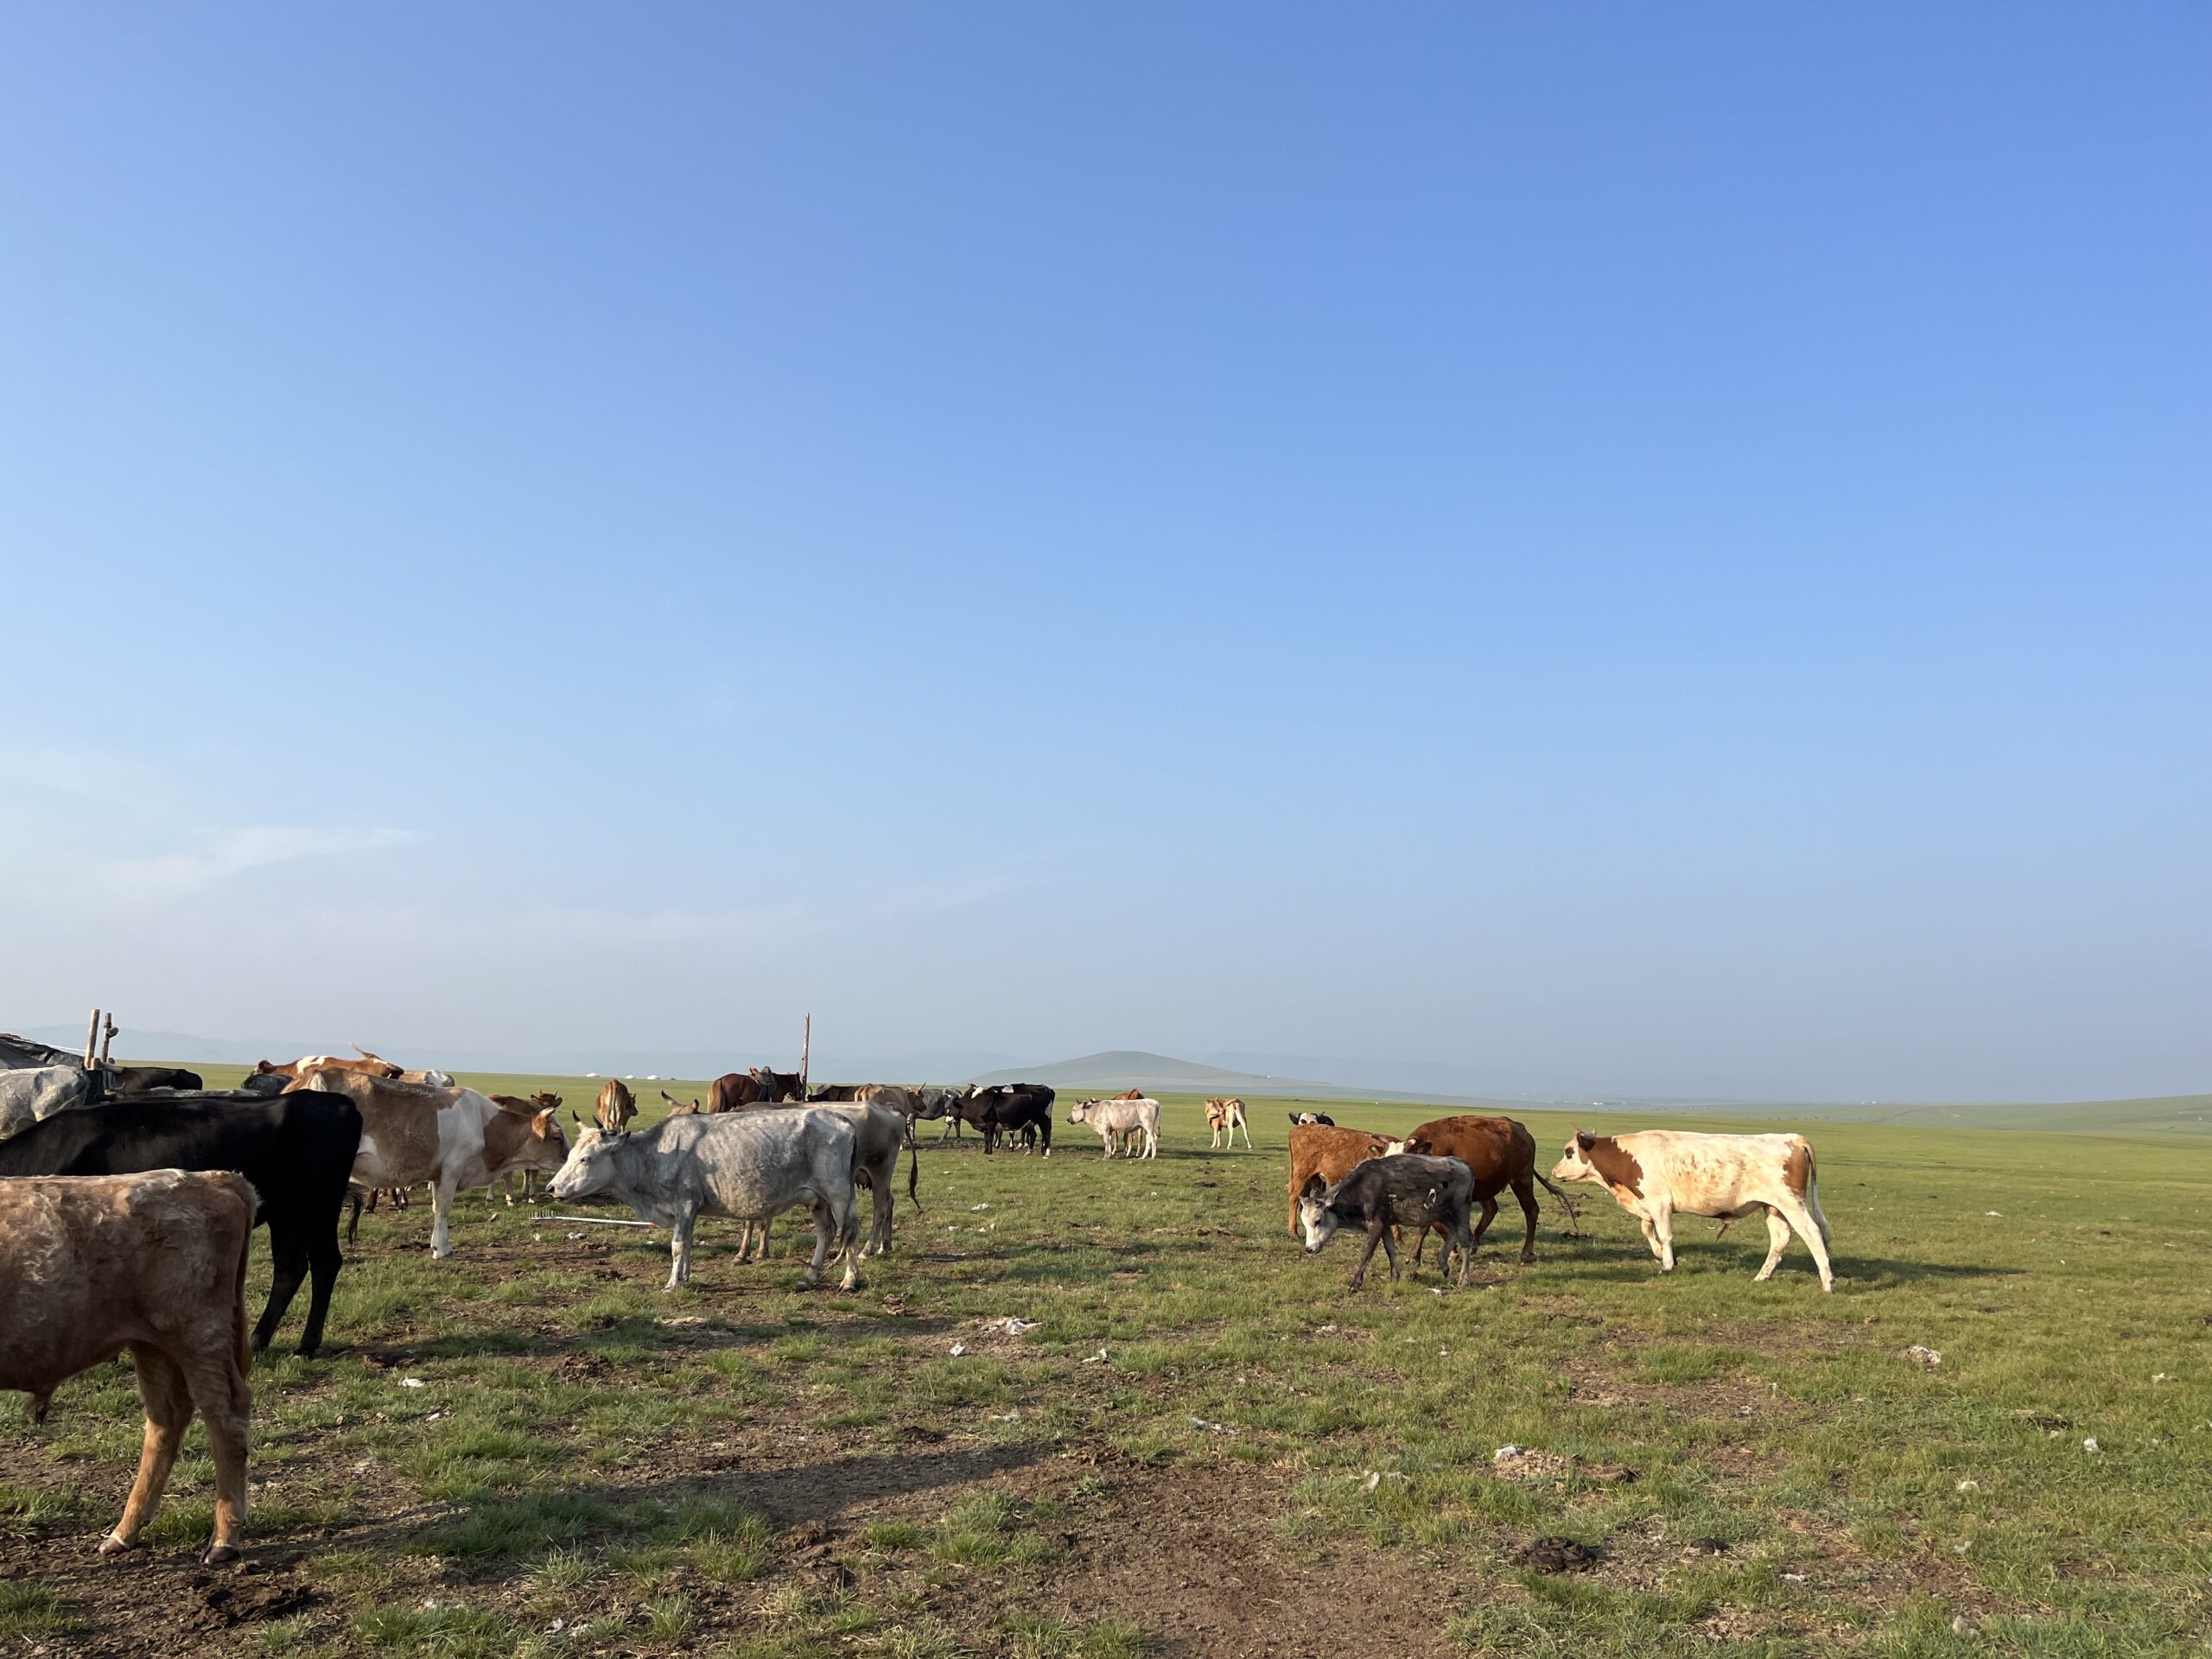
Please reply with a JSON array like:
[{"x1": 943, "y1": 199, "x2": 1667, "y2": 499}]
[
  {"x1": 1380, "y1": 1225, "x2": 1402, "y2": 1281},
  {"x1": 1238, "y1": 1118, "x2": 1252, "y2": 1150},
  {"x1": 1470, "y1": 1195, "x2": 1500, "y2": 1252},
  {"x1": 1454, "y1": 1217, "x2": 1477, "y2": 1285},
  {"x1": 1145, "y1": 1124, "x2": 1158, "y2": 1159},
  {"x1": 1754, "y1": 1206, "x2": 1792, "y2": 1282},
  {"x1": 667, "y1": 1207, "x2": 696, "y2": 1289},
  {"x1": 1510, "y1": 1173, "x2": 1540, "y2": 1263},
  {"x1": 1652, "y1": 1205, "x2": 1677, "y2": 1273},
  {"x1": 252, "y1": 1227, "x2": 310, "y2": 1355},
  {"x1": 1637, "y1": 1212, "x2": 1664, "y2": 1264},
  {"x1": 178, "y1": 1346, "x2": 251, "y2": 1563},
  {"x1": 1348, "y1": 1224, "x2": 1387, "y2": 1292},
  {"x1": 799, "y1": 1198, "x2": 835, "y2": 1289},
  {"x1": 835, "y1": 1191, "x2": 862, "y2": 1291},
  {"x1": 105, "y1": 1347, "x2": 192, "y2": 1555},
  {"x1": 296, "y1": 1221, "x2": 344, "y2": 1358},
  {"x1": 344, "y1": 1189, "x2": 363, "y2": 1244},
  {"x1": 428, "y1": 1171, "x2": 461, "y2": 1259},
  {"x1": 1772, "y1": 1196, "x2": 1835, "y2": 1291}
]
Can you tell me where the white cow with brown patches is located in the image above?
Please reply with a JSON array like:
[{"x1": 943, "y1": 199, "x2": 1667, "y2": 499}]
[{"x1": 1550, "y1": 1128, "x2": 1835, "y2": 1292}]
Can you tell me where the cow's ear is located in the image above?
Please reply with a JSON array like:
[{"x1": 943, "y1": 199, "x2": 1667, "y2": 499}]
[
  {"x1": 532, "y1": 1110, "x2": 554, "y2": 1139},
  {"x1": 1574, "y1": 1129, "x2": 1594, "y2": 1150},
  {"x1": 1300, "y1": 1173, "x2": 1326, "y2": 1199}
]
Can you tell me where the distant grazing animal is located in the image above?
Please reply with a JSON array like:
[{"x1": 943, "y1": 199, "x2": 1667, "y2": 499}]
[
  {"x1": 711, "y1": 1068, "x2": 801, "y2": 1112},
  {"x1": 660, "y1": 1090, "x2": 703, "y2": 1116},
  {"x1": 0, "y1": 1170, "x2": 257, "y2": 1561},
  {"x1": 1298, "y1": 1154, "x2": 1478, "y2": 1289},
  {"x1": 1205, "y1": 1096, "x2": 1251, "y2": 1149},
  {"x1": 906, "y1": 1086, "x2": 962, "y2": 1139},
  {"x1": 596, "y1": 1078, "x2": 639, "y2": 1133},
  {"x1": 110, "y1": 1065, "x2": 205, "y2": 1095},
  {"x1": 1287, "y1": 1111, "x2": 1334, "y2": 1128},
  {"x1": 0, "y1": 1090, "x2": 363, "y2": 1355},
  {"x1": 289, "y1": 1069, "x2": 568, "y2": 1259},
  {"x1": 1285, "y1": 1124, "x2": 1392, "y2": 1237},
  {"x1": 1070, "y1": 1096, "x2": 1160, "y2": 1159},
  {"x1": 1550, "y1": 1128, "x2": 1834, "y2": 1292},
  {"x1": 807, "y1": 1082, "x2": 862, "y2": 1103},
  {"x1": 1109, "y1": 1088, "x2": 1146, "y2": 1101},
  {"x1": 1387, "y1": 1115, "x2": 1579, "y2": 1266},
  {"x1": 547, "y1": 1109, "x2": 863, "y2": 1290}
]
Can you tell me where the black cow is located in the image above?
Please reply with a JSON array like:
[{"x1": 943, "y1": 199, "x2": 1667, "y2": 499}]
[
  {"x1": 234, "y1": 1070, "x2": 291, "y2": 1097},
  {"x1": 111, "y1": 1065, "x2": 206, "y2": 1095},
  {"x1": 960, "y1": 1084, "x2": 1056, "y2": 1155},
  {"x1": 0, "y1": 1091, "x2": 363, "y2": 1357}
]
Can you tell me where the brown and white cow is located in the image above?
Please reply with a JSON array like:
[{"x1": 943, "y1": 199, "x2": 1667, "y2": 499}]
[
  {"x1": 1387, "y1": 1115, "x2": 1579, "y2": 1265},
  {"x1": 1204, "y1": 1096, "x2": 1251, "y2": 1150},
  {"x1": 0, "y1": 1170, "x2": 256, "y2": 1561},
  {"x1": 596, "y1": 1078, "x2": 639, "y2": 1134},
  {"x1": 1550, "y1": 1128, "x2": 1835, "y2": 1291}
]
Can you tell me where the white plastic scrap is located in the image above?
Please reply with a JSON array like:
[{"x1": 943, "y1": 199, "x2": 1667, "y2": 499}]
[
  {"x1": 980, "y1": 1317, "x2": 1039, "y2": 1337},
  {"x1": 2082, "y1": 1437, "x2": 2101, "y2": 1453},
  {"x1": 1493, "y1": 1445, "x2": 1527, "y2": 1463},
  {"x1": 948, "y1": 1343, "x2": 967, "y2": 1357},
  {"x1": 1904, "y1": 1345, "x2": 1942, "y2": 1368},
  {"x1": 1955, "y1": 1478, "x2": 1980, "y2": 1493},
  {"x1": 1082, "y1": 1348, "x2": 1109, "y2": 1364},
  {"x1": 399, "y1": 1376, "x2": 428, "y2": 1389}
]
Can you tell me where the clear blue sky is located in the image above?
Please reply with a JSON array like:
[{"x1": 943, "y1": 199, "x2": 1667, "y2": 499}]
[{"x1": 3, "y1": 6, "x2": 2205, "y2": 1099}]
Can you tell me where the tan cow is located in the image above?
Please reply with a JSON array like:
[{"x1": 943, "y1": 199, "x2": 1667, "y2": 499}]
[
  {"x1": 1286, "y1": 1124, "x2": 1393, "y2": 1237},
  {"x1": 1204, "y1": 1096, "x2": 1252, "y2": 1150},
  {"x1": 0, "y1": 1170, "x2": 255, "y2": 1561},
  {"x1": 595, "y1": 1078, "x2": 638, "y2": 1134},
  {"x1": 1550, "y1": 1128, "x2": 1835, "y2": 1292}
]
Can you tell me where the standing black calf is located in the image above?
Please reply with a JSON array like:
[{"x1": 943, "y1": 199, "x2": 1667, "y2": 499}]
[{"x1": 1296, "y1": 1154, "x2": 1478, "y2": 1289}]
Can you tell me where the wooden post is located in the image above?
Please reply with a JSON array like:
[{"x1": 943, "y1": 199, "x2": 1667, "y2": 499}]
[
  {"x1": 99, "y1": 1014, "x2": 118, "y2": 1067},
  {"x1": 798, "y1": 1014, "x2": 810, "y2": 1102},
  {"x1": 83, "y1": 1008, "x2": 101, "y2": 1071}
]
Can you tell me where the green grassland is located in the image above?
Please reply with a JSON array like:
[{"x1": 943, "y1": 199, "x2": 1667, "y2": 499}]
[{"x1": 3, "y1": 1072, "x2": 2209, "y2": 1656}]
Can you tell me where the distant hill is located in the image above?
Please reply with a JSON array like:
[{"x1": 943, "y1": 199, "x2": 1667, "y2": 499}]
[{"x1": 964, "y1": 1049, "x2": 1440, "y2": 1099}]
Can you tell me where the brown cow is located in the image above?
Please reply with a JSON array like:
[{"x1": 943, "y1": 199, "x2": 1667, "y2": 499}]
[
  {"x1": 0, "y1": 1170, "x2": 255, "y2": 1562},
  {"x1": 1205, "y1": 1096, "x2": 1251, "y2": 1150},
  {"x1": 596, "y1": 1078, "x2": 638, "y2": 1133},
  {"x1": 1286, "y1": 1123, "x2": 1394, "y2": 1237},
  {"x1": 1389, "y1": 1115, "x2": 1580, "y2": 1265},
  {"x1": 252, "y1": 1051, "x2": 401, "y2": 1083}
]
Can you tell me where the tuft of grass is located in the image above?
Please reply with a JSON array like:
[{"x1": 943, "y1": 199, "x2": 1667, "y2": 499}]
[{"x1": 0, "y1": 1582, "x2": 87, "y2": 1638}]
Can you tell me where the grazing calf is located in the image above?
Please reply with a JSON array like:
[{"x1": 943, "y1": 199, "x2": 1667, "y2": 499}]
[
  {"x1": 1299, "y1": 1154, "x2": 1478, "y2": 1289},
  {"x1": 0, "y1": 1171, "x2": 256, "y2": 1561},
  {"x1": 0, "y1": 1092, "x2": 361, "y2": 1356},
  {"x1": 1387, "y1": 1115, "x2": 1579, "y2": 1265},
  {"x1": 1287, "y1": 1110, "x2": 1335, "y2": 1128},
  {"x1": 660, "y1": 1090, "x2": 703, "y2": 1116},
  {"x1": 547, "y1": 1109, "x2": 862, "y2": 1290},
  {"x1": 1550, "y1": 1128, "x2": 1834, "y2": 1292},
  {"x1": 1284, "y1": 1124, "x2": 1391, "y2": 1236},
  {"x1": 596, "y1": 1078, "x2": 639, "y2": 1133},
  {"x1": 1069, "y1": 1096, "x2": 1160, "y2": 1159},
  {"x1": 1205, "y1": 1096, "x2": 1251, "y2": 1150}
]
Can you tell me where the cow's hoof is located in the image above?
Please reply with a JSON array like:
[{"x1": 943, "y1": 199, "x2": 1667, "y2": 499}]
[
  {"x1": 98, "y1": 1534, "x2": 134, "y2": 1557},
  {"x1": 201, "y1": 1544, "x2": 240, "y2": 1566}
]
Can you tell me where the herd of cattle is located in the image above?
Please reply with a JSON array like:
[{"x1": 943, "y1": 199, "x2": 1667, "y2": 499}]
[{"x1": 0, "y1": 1031, "x2": 1837, "y2": 1567}]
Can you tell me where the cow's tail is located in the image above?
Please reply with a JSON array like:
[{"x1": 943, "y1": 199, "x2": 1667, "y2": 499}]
[
  {"x1": 905, "y1": 1139, "x2": 922, "y2": 1211},
  {"x1": 1536, "y1": 1171, "x2": 1583, "y2": 1234},
  {"x1": 1799, "y1": 1141, "x2": 1832, "y2": 1249}
]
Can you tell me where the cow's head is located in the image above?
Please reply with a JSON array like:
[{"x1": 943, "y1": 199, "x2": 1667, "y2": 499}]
[
  {"x1": 1067, "y1": 1100, "x2": 1092, "y2": 1124},
  {"x1": 1296, "y1": 1176, "x2": 1343, "y2": 1253},
  {"x1": 547, "y1": 1124, "x2": 621, "y2": 1200},
  {"x1": 1551, "y1": 1128, "x2": 1601, "y2": 1185},
  {"x1": 1383, "y1": 1138, "x2": 1410, "y2": 1156}
]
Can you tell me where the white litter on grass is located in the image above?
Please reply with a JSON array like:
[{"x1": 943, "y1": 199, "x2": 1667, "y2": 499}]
[
  {"x1": 949, "y1": 1344, "x2": 967, "y2": 1357},
  {"x1": 1956, "y1": 1478, "x2": 1980, "y2": 1493},
  {"x1": 399, "y1": 1377, "x2": 427, "y2": 1389},
  {"x1": 995, "y1": 1410, "x2": 1020, "y2": 1422},
  {"x1": 1082, "y1": 1348, "x2": 1109, "y2": 1364},
  {"x1": 566, "y1": 1232, "x2": 585, "y2": 1242},
  {"x1": 1358, "y1": 1470, "x2": 1408, "y2": 1491},
  {"x1": 546, "y1": 1619, "x2": 565, "y2": 1635},
  {"x1": 1188, "y1": 1416, "x2": 1230, "y2": 1433},
  {"x1": 980, "y1": 1317, "x2": 1039, "y2": 1337},
  {"x1": 2153, "y1": 1373, "x2": 2171, "y2": 1383},
  {"x1": 1905, "y1": 1345, "x2": 1942, "y2": 1368},
  {"x1": 1493, "y1": 1445, "x2": 1526, "y2": 1462},
  {"x1": 1986, "y1": 1211, "x2": 2001, "y2": 1217},
  {"x1": 2082, "y1": 1437, "x2": 2101, "y2": 1453},
  {"x1": 1782, "y1": 1572, "x2": 1808, "y2": 1583},
  {"x1": 969, "y1": 1203, "x2": 992, "y2": 1211},
  {"x1": 425, "y1": 1411, "x2": 442, "y2": 1424}
]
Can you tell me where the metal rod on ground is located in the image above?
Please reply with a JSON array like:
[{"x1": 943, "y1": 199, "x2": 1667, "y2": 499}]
[
  {"x1": 83, "y1": 1008, "x2": 100, "y2": 1071},
  {"x1": 544, "y1": 1215, "x2": 655, "y2": 1228}
]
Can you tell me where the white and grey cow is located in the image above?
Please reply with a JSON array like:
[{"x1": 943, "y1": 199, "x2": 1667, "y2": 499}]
[
  {"x1": 547, "y1": 1109, "x2": 864, "y2": 1290},
  {"x1": 1067, "y1": 1096, "x2": 1160, "y2": 1160}
]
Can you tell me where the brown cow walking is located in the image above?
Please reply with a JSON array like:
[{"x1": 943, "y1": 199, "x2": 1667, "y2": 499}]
[
  {"x1": 1391, "y1": 1115, "x2": 1580, "y2": 1264},
  {"x1": 1286, "y1": 1123, "x2": 1394, "y2": 1237}
]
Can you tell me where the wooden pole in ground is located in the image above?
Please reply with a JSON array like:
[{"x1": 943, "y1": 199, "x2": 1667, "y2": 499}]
[
  {"x1": 83, "y1": 1008, "x2": 101, "y2": 1070},
  {"x1": 99, "y1": 1014, "x2": 118, "y2": 1067},
  {"x1": 799, "y1": 1014, "x2": 810, "y2": 1102}
]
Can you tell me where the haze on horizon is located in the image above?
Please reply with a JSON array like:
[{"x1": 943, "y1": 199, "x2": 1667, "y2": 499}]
[{"x1": 2, "y1": 8, "x2": 2205, "y2": 1104}]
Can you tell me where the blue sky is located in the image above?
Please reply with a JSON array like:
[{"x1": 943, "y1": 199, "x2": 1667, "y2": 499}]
[{"x1": 2, "y1": 6, "x2": 2205, "y2": 1099}]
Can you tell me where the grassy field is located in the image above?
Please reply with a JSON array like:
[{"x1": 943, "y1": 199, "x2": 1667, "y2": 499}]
[{"x1": 3, "y1": 1071, "x2": 2209, "y2": 1657}]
